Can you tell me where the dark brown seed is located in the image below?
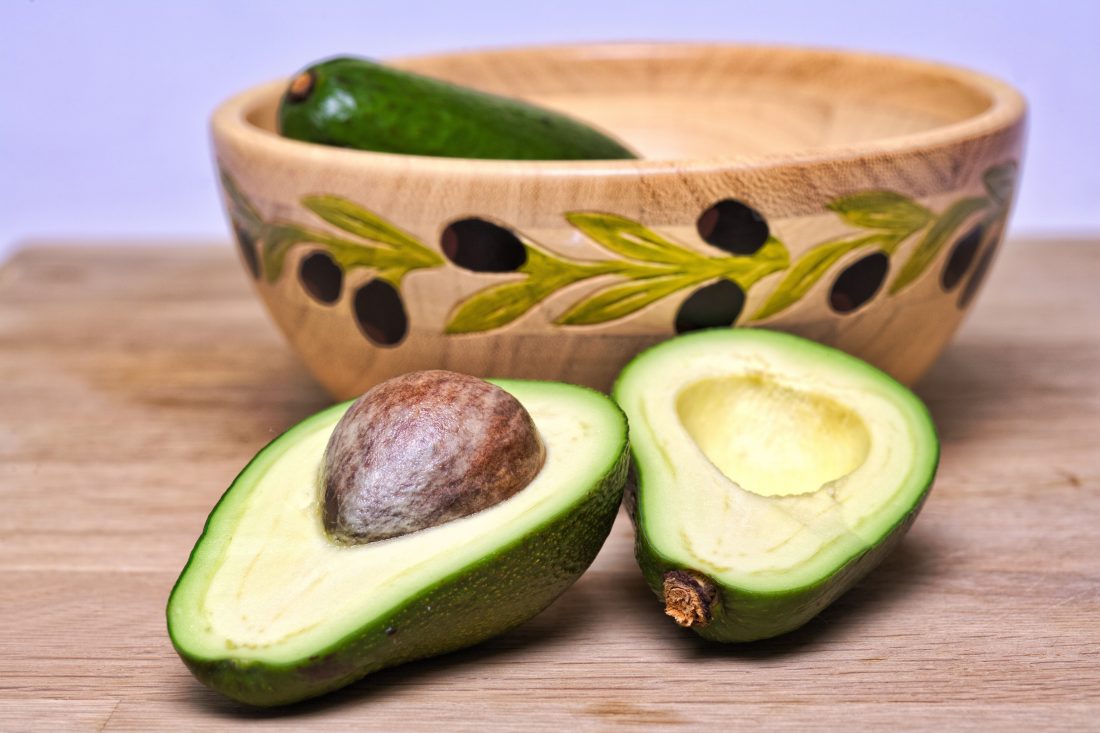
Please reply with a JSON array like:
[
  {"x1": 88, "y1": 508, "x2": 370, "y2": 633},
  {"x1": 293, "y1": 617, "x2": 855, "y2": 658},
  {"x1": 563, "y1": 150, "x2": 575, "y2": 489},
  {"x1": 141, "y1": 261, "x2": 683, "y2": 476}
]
[
  {"x1": 829, "y1": 252, "x2": 889, "y2": 313},
  {"x1": 353, "y1": 280, "x2": 408, "y2": 346},
  {"x1": 674, "y1": 279, "x2": 745, "y2": 333},
  {"x1": 942, "y1": 225, "x2": 984, "y2": 292},
  {"x1": 322, "y1": 370, "x2": 546, "y2": 544},
  {"x1": 441, "y1": 218, "x2": 527, "y2": 272},
  {"x1": 232, "y1": 221, "x2": 260, "y2": 280},
  {"x1": 959, "y1": 236, "x2": 1001, "y2": 309},
  {"x1": 299, "y1": 251, "x2": 343, "y2": 304},
  {"x1": 696, "y1": 199, "x2": 769, "y2": 255}
]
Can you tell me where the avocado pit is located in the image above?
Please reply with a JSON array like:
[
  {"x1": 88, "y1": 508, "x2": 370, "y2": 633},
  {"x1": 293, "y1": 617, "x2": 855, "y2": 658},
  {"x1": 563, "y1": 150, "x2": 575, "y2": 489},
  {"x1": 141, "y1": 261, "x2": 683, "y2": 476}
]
[{"x1": 321, "y1": 370, "x2": 546, "y2": 544}]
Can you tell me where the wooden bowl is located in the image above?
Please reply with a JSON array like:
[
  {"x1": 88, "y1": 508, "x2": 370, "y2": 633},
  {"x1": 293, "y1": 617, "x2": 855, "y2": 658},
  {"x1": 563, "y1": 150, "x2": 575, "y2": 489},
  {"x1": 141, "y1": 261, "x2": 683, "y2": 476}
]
[{"x1": 211, "y1": 43, "x2": 1025, "y2": 398}]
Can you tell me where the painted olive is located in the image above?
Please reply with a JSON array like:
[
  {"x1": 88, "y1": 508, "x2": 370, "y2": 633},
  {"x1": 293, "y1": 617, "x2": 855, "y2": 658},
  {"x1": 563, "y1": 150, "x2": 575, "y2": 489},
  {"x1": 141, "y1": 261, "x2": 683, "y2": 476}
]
[
  {"x1": 441, "y1": 218, "x2": 527, "y2": 272},
  {"x1": 353, "y1": 279, "x2": 408, "y2": 346},
  {"x1": 674, "y1": 279, "x2": 746, "y2": 333},
  {"x1": 696, "y1": 199, "x2": 769, "y2": 255},
  {"x1": 942, "y1": 225, "x2": 984, "y2": 292},
  {"x1": 829, "y1": 252, "x2": 889, "y2": 313},
  {"x1": 959, "y1": 234, "x2": 1001, "y2": 309},
  {"x1": 299, "y1": 251, "x2": 344, "y2": 304}
]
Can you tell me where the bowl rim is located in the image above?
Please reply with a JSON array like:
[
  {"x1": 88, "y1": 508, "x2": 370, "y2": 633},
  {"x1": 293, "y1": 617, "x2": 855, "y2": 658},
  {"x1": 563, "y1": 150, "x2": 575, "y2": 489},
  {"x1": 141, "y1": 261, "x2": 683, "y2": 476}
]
[{"x1": 211, "y1": 41, "x2": 1026, "y2": 177}]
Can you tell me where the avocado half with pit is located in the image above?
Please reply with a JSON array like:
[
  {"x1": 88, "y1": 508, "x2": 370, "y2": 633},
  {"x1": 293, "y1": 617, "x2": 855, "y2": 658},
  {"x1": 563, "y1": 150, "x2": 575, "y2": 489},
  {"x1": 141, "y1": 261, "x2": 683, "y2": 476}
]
[
  {"x1": 167, "y1": 379, "x2": 628, "y2": 706},
  {"x1": 614, "y1": 329, "x2": 938, "y2": 641}
]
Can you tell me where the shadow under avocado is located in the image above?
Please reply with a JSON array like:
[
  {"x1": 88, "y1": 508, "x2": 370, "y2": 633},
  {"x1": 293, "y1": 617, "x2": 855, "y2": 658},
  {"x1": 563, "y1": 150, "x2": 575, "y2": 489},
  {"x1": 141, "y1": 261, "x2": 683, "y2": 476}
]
[
  {"x1": 613, "y1": 534, "x2": 937, "y2": 660},
  {"x1": 703, "y1": 536, "x2": 934, "y2": 659}
]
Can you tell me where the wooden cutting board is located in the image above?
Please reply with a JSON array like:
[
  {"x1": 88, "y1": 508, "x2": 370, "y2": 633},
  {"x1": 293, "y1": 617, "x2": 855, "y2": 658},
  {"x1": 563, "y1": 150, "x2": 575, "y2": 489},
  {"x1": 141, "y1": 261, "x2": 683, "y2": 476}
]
[{"x1": 1, "y1": 240, "x2": 1097, "y2": 732}]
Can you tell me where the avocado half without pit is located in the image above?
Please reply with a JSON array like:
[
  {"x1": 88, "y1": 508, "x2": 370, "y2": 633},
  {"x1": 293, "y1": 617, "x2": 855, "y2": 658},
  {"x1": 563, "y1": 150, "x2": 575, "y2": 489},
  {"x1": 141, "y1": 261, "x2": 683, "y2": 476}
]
[
  {"x1": 167, "y1": 371, "x2": 629, "y2": 706},
  {"x1": 614, "y1": 329, "x2": 939, "y2": 642}
]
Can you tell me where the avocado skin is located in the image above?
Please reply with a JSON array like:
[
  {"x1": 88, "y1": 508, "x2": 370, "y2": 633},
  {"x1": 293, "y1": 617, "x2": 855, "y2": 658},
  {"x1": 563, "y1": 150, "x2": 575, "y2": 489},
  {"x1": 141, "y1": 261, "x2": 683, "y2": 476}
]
[
  {"x1": 631, "y1": 485, "x2": 933, "y2": 642},
  {"x1": 277, "y1": 56, "x2": 637, "y2": 160},
  {"x1": 167, "y1": 388, "x2": 629, "y2": 707}
]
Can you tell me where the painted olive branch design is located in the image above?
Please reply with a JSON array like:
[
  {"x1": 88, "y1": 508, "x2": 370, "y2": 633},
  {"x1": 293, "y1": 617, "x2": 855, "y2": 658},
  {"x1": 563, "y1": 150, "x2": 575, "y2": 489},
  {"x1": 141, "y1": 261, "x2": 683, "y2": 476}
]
[
  {"x1": 749, "y1": 162, "x2": 1018, "y2": 320},
  {"x1": 748, "y1": 191, "x2": 935, "y2": 320},
  {"x1": 749, "y1": 231, "x2": 905, "y2": 321},
  {"x1": 221, "y1": 160, "x2": 1016, "y2": 343},
  {"x1": 221, "y1": 171, "x2": 443, "y2": 287},
  {"x1": 887, "y1": 196, "x2": 988, "y2": 295},
  {"x1": 891, "y1": 162, "x2": 1016, "y2": 296},
  {"x1": 444, "y1": 213, "x2": 790, "y2": 334}
]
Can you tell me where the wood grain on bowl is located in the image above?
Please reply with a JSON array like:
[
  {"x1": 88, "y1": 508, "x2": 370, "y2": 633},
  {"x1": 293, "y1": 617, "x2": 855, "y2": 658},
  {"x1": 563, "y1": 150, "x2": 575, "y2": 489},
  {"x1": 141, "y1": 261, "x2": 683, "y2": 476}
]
[{"x1": 211, "y1": 43, "x2": 1026, "y2": 397}]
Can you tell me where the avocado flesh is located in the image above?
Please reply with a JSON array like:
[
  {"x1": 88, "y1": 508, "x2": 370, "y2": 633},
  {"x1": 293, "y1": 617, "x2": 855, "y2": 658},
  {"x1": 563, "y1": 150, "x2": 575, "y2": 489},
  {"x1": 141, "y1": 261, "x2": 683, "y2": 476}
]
[
  {"x1": 614, "y1": 329, "x2": 938, "y2": 641},
  {"x1": 168, "y1": 380, "x2": 628, "y2": 706}
]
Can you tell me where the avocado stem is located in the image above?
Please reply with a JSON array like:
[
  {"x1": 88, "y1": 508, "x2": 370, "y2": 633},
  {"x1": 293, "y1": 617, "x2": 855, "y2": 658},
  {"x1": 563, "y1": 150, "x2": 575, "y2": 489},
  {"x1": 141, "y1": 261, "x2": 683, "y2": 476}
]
[
  {"x1": 662, "y1": 570, "x2": 716, "y2": 628},
  {"x1": 287, "y1": 71, "x2": 315, "y2": 102}
]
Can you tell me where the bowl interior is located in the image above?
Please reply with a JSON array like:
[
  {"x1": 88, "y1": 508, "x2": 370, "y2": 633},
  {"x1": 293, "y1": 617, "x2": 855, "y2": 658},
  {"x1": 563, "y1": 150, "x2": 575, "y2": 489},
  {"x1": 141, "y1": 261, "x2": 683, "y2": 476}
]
[{"x1": 245, "y1": 44, "x2": 996, "y2": 161}]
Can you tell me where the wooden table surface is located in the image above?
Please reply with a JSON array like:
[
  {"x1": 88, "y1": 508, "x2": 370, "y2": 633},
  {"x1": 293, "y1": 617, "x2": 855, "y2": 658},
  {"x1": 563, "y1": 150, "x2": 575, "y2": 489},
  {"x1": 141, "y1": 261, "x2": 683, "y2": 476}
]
[{"x1": 1, "y1": 239, "x2": 1098, "y2": 731}]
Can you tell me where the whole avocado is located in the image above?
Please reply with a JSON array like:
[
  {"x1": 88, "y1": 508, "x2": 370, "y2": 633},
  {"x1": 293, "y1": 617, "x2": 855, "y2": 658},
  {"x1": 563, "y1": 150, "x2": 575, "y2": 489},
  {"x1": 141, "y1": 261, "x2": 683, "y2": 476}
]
[{"x1": 277, "y1": 56, "x2": 637, "y2": 160}]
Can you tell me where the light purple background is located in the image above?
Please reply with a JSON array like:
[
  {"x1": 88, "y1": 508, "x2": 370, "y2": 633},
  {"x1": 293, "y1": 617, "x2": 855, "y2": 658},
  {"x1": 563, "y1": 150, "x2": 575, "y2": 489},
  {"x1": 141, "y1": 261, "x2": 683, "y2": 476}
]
[{"x1": 3, "y1": 1, "x2": 1097, "y2": 259}]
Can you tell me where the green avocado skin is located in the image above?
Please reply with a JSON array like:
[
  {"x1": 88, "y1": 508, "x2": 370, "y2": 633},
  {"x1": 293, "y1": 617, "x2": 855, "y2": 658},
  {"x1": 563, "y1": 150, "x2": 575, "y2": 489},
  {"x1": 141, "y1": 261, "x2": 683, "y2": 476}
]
[
  {"x1": 277, "y1": 56, "x2": 637, "y2": 160},
  {"x1": 631, "y1": 484, "x2": 933, "y2": 642},
  {"x1": 168, "y1": 390, "x2": 629, "y2": 707}
]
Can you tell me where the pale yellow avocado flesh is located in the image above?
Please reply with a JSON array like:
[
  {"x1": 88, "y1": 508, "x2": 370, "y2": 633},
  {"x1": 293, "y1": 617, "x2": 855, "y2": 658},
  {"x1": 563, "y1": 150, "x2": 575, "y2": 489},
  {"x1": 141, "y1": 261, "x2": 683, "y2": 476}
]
[
  {"x1": 616, "y1": 330, "x2": 937, "y2": 594},
  {"x1": 169, "y1": 384, "x2": 623, "y2": 663}
]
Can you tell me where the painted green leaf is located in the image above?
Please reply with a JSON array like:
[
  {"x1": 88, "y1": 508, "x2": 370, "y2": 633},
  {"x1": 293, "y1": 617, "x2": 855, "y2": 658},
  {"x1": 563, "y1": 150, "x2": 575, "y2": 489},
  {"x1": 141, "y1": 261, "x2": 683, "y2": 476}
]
[
  {"x1": 444, "y1": 278, "x2": 562, "y2": 334},
  {"x1": 890, "y1": 196, "x2": 989, "y2": 294},
  {"x1": 262, "y1": 227, "x2": 403, "y2": 283},
  {"x1": 373, "y1": 268, "x2": 412, "y2": 287},
  {"x1": 302, "y1": 196, "x2": 440, "y2": 267},
  {"x1": 444, "y1": 247, "x2": 597, "y2": 334},
  {"x1": 325, "y1": 240, "x2": 411, "y2": 274},
  {"x1": 521, "y1": 245, "x2": 608, "y2": 281},
  {"x1": 259, "y1": 225, "x2": 314, "y2": 282},
  {"x1": 718, "y1": 236, "x2": 791, "y2": 289},
  {"x1": 556, "y1": 273, "x2": 709, "y2": 326},
  {"x1": 983, "y1": 162, "x2": 1018, "y2": 205},
  {"x1": 827, "y1": 191, "x2": 933, "y2": 234},
  {"x1": 750, "y1": 235, "x2": 885, "y2": 321},
  {"x1": 219, "y1": 170, "x2": 262, "y2": 226},
  {"x1": 565, "y1": 212, "x2": 700, "y2": 265}
]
